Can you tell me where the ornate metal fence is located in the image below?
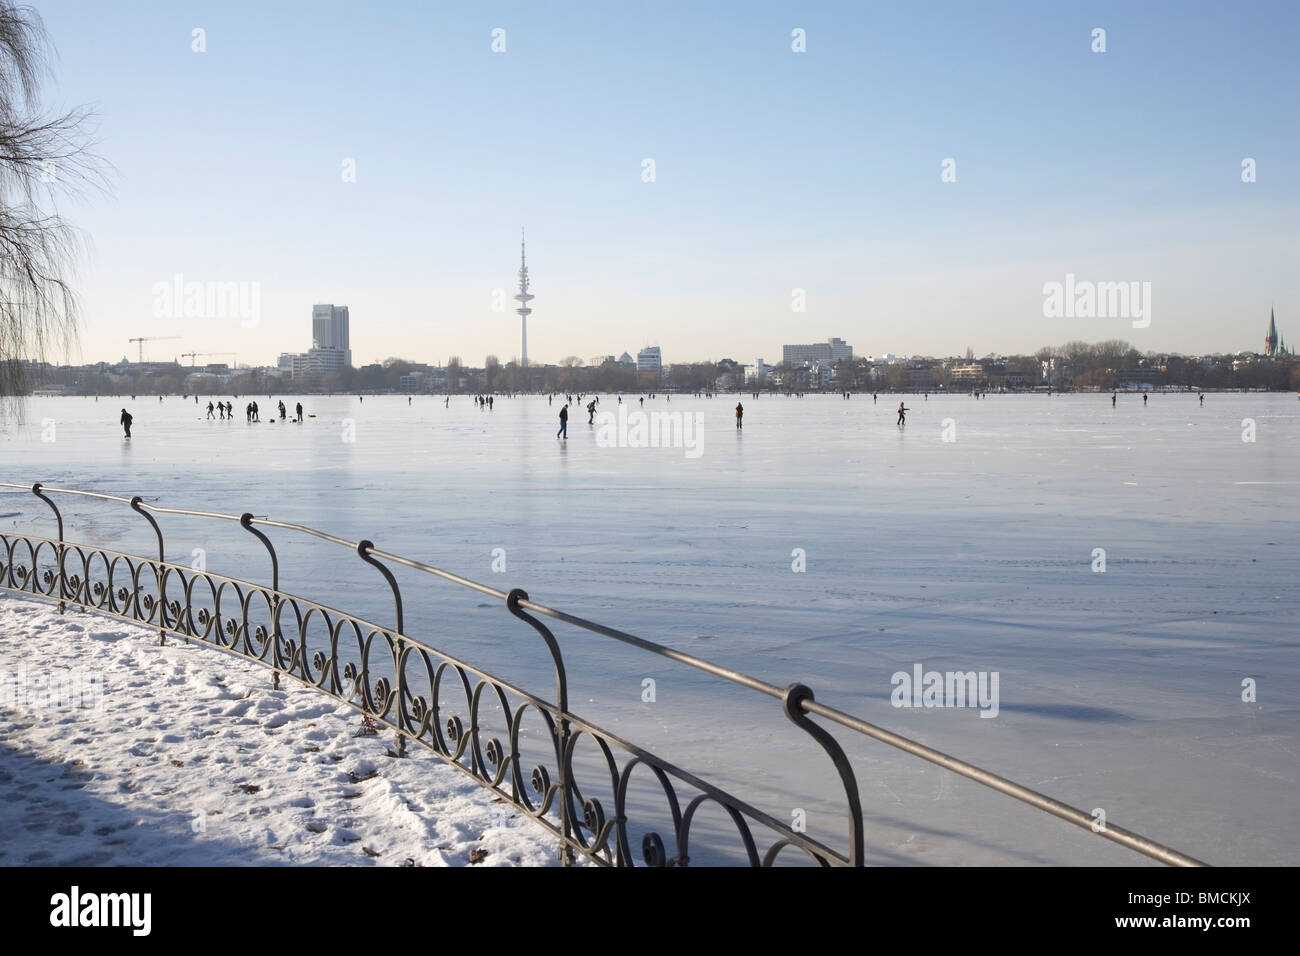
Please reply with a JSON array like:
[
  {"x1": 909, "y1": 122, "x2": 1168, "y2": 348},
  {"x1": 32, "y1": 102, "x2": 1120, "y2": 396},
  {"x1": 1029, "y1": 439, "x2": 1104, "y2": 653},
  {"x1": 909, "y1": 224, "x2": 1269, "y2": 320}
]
[{"x1": 0, "y1": 481, "x2": 1206, "y2": 866}]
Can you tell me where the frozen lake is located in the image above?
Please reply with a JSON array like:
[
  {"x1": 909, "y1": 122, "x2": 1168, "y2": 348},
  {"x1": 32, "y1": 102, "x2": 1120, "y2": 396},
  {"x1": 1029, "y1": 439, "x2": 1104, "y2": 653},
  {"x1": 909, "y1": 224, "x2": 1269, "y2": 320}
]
[{"x1": 3, "y1": 391, "x2": 1298, "y2": 865}]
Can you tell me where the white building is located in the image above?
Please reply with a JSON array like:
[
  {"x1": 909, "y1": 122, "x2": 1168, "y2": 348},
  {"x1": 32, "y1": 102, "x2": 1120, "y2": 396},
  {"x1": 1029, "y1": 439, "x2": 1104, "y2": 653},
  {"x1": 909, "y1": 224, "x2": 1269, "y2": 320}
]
[
  {"x1": 782, "y1": 337, "x2": 852, "y2": 365},
  {"x1": 292, "y1": 348, "x2": 348, "y2": 384},
  {"x1": 807, "y1": 360, "x2": 834, "y2": 387},
  {"x1": 637, "y1": 346, "x2": 662, "y2": 374},
  {"x1": 311, "y1": 304, "x2": 351, "y2": 367}
]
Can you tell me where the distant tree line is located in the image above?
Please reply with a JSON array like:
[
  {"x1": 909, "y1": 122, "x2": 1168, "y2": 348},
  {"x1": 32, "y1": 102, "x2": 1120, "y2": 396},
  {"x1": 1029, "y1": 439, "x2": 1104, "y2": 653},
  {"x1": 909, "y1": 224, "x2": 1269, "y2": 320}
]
[{"x1": 15, "y1": 340, "x2": 1300, "y2": 396}]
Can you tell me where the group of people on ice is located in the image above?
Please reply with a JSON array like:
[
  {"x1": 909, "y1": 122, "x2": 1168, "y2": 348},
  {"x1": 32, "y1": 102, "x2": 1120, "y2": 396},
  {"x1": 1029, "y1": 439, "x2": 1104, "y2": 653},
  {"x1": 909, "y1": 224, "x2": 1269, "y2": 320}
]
[{"x1": 120, "y1": 399, "x2": 305, "y2": 436}]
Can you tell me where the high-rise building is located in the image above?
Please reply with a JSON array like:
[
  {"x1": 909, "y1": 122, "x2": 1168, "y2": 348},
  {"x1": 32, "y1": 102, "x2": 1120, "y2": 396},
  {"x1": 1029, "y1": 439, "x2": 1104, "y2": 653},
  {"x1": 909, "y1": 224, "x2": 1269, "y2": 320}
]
[
  {"x1": 782, "y1": 337, "x2": 852, "y2": 365},
  {"x1": 827, "y1": 337, "x2": 852, "y2": 362},
  {"x1": 311, "y1": 304, "x2": 351, "y2": 366},
  {"x1": 637, "y1": 346, "x2": 662, "y2": 374}
]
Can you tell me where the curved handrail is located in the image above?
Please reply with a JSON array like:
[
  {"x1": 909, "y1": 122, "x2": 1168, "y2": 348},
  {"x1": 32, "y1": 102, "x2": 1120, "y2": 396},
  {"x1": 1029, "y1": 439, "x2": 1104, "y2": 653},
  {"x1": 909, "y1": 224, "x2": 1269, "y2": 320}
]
[
  {"x1": 0, "y1": 533, "x2": 852, "y2": 866},
  {"x1": 0, "y1": 481, "x2": 1209, "y2": 867}
]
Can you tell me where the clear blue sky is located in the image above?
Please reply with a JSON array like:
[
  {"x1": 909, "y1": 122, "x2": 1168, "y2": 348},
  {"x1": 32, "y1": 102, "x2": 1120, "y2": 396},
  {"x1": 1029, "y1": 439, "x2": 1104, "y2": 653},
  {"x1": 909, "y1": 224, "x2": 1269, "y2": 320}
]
[{"x1": 34, "y1": 0, "x2": 1300, "y2": 367}]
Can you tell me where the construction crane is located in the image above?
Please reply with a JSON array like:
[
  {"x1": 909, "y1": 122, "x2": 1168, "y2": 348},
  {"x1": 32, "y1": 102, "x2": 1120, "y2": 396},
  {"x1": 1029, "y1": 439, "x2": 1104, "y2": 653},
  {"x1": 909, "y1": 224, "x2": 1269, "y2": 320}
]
[
  {"x1": 181, "y1": 352, "x2": 237, "y2": 368},
  {"x1": 128, "y1": 335, "x2": 181, "y2": 364}
]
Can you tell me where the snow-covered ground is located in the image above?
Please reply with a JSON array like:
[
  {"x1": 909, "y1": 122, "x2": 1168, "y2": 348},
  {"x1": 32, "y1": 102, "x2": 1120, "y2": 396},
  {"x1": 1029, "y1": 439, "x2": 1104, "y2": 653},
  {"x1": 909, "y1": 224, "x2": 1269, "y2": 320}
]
[
  {"x1": 0, "y1": 595, "x2": 559, "y2": 866},
  {"x1": 2, "y1": 392, "x2": 1298, "y2": 865}
]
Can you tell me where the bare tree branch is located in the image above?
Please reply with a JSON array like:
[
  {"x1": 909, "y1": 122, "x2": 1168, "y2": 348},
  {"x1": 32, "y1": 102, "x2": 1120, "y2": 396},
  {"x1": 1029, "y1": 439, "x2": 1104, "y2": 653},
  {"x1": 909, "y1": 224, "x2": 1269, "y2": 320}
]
[{"x1": 0, "y1": 2, "x2": 108, "y2": 415}]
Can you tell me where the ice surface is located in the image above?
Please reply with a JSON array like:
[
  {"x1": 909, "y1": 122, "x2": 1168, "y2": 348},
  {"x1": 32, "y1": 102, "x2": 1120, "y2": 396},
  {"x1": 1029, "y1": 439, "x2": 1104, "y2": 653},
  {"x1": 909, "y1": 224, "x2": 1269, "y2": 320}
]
[{"x1": 2, "y1": 392, "x2": 1297, "y2": 865}]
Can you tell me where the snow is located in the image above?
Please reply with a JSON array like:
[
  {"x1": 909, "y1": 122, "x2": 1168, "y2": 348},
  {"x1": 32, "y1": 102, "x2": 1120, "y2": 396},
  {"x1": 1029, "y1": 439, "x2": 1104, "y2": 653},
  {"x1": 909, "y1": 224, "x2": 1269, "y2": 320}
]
[
  {"x1": 2, "y1": 392, "x2": 1298, "y2": 865},
  {"x1": 0, "y1": 596, "x2": 559, "y2": 866}
]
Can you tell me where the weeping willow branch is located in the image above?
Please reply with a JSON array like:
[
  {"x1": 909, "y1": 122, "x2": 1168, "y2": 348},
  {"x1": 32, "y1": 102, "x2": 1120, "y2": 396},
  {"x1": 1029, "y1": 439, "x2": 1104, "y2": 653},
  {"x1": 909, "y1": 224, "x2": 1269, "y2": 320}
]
[{"x1": 0, "y1": 3, "x2": 108, "y2": 415}]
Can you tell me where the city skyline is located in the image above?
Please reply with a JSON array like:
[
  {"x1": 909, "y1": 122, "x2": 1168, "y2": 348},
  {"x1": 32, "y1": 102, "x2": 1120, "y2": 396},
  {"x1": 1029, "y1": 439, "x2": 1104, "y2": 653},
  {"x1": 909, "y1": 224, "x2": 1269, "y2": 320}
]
[
  {"x1": 37, "y1": 305, "x2": 1293, "y2": 371},
  {"x1": 51, "y1": 261, "x2": 1295, "y2": 371},
  {"x1": 30, "y1": 1, "x2": 1300, "y2": 367}
]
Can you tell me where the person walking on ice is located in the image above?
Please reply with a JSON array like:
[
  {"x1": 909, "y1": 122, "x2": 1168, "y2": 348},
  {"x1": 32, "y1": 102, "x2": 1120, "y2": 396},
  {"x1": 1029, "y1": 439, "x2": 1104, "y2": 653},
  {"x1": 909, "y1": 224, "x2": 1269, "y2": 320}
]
[
  {"x1": 897, "y1": 402, "x2": 909, "y2": 426},
  {"x1": 557, "y1": 403, "x2": 569, "y2": 439},
  {"x1": 120, "y1": 408, "x2": 133, "y2": 437},
  {"x1": 735, "y1": 402, "x2": 743, "y2": 429}
]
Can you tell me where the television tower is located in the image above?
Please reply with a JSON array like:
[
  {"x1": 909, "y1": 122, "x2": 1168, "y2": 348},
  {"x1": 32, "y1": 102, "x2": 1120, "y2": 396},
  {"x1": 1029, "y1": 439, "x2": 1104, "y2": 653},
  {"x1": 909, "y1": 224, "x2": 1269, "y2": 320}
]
[{"x1": 514, "y1": 229, "x2": 534, "y2": 366}]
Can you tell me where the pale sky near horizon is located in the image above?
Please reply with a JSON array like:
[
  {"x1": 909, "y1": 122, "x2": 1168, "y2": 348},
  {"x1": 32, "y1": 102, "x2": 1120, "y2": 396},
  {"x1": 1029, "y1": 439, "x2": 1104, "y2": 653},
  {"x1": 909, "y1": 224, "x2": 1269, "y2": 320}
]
[{"x1": 29, "y1": 0, "x2": 1300, "y2": 368}]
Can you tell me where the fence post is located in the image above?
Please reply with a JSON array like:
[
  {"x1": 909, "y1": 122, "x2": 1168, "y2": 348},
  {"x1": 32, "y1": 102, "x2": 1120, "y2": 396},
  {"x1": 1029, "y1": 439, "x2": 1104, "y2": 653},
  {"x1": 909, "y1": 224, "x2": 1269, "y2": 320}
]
[
  {"x1": 130, "y1": 496, "x2": 168, "y2": 645},
  {"x1": 506, "y1": 588, "x2": 573, "y2": 866},
  {"x1": 356, "y1": 541, "x2": 406, "y2": 757},
  {"x1": 30, "y1": 483, "x2": 66, "y2": 613},
  {"x1": 241, "y1": 514, "x2": 282, "y2": 689},
  {"x1": 780, "y1": 683, "x2": 865, "y2": 867}
]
